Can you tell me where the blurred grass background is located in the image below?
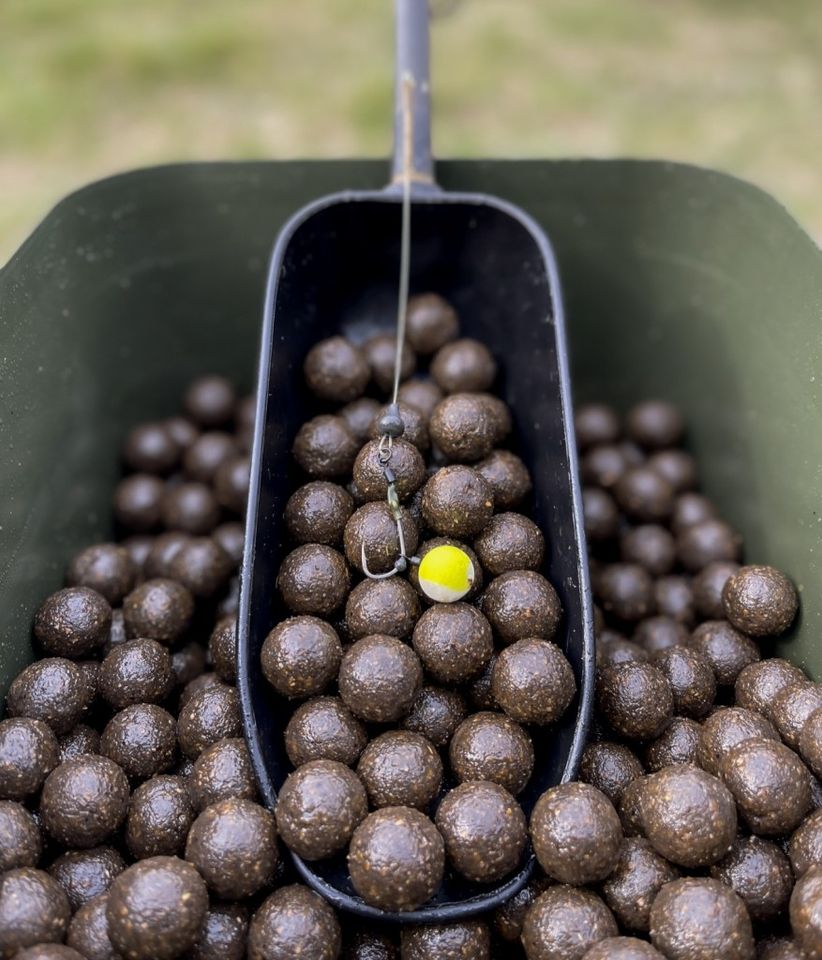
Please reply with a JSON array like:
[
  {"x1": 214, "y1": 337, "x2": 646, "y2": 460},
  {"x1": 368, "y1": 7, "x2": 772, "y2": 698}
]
[{"x1": 1, "y1": 0, "x2": 820, "y2": 260}]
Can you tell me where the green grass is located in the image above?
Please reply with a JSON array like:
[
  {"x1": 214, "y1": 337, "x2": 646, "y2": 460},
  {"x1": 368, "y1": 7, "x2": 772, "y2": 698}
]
[{"x1": 1, "y1": 0, "x2": 821, "y2": 260}]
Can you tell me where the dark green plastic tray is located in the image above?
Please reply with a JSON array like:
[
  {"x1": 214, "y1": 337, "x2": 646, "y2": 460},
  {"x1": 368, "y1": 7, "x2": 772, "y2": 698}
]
[{"x1": 1, "y1": 158, "x2": 820, "y2": 695}]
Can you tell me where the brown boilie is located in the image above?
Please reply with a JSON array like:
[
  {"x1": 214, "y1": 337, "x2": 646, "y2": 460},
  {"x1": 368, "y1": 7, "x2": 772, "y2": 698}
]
[
  {"x1": 338, "y1": 635, "x2": 422, "y2": 724},
  {"x1": 40, "y1": 756, "x2": 130, "y2": 848},
  {"x1": 100, "y1": 703, "x2": 177, "y2": 780},
  {"x1": 0, "y1": 717, "x2": 59, "y2": 800},
  {"x1": 601, "y1": 837, "x2": 679, "y2": 933},
  {"x1": 400, "y1": 686, "x2": 468, "y2": 749},
  {"x1": 0, "y1": 868, "x2": 71, "y2": 959},
  {"x1": 6, "y1": 657, "x2": 92, "y2": 735},
  {"x1": 411, "y1": 602, "x2": 493, "y2": 684},
  {"x1": 356, "y1": 731, "x2": 442, "y2": 811},
  {"x1": 345, "y1": 576, "x2": 420, "y2": 641},
  {"x1": 276, "y1": 759, "x2": 368, "y2": 860},
  {"x1": 640, "y1": 763, "x2": 737, "y2": 868},
  {"x1": 284, "y1": 697, "x2": 368, "y2": 768},
  {"x1": 521, "y1": 885, "x2": 618, "y2": 960},
  {"x1": 247, "y1": 884, "x2": 341, "y2": 960},
  {"x1": 188, "y1": 737, "x2": 258, "y2": 811},
  {"x1": 709, "y1": 835, "x2": 793, "y2": 923},
  {"x1": 578, "y1": 741, "x2": 644, "y2": 807},
  {"x1": 649, "y1": 877, "x2": 754, "y2": 960},
  {"x1": 126, "y1": 774, "x2": 195, "y2": 859},
  {"x1": 261, "y1": 616, "x2": 342, "y2": 700},
  {"x1": 277, "y1": 544, "x2": 351, "y2": 617},
  {"x1": 47, "y1": 846, "x2": 125, "y2": 912},
  {"x1": 185, "y1": 798, "x2": 278, "y2": 899},
  {"x1": 177, "y1": 683, "x2": 242, "y2": 759},
  {"x1": 293, "y1": 415, "x2": 360, "y2": 479},
  {"x1": 347, "y1": 807, "x2": 445, "y2": 913},
  {"x1": 0, "y1": 801, "x2": 42, "y2": 872},
  {"x1": 491, "y1": 638, "x2": 576, "y2": 726},
  {"x1": 285, "y1": 480, "x2": 355, "y2": 546},
  {"x1": 449, "y1": 711, "x2": 534, "y2": 796},
  {"x1": 107, "y1": 856, "x2": 209, "y2": 960},
  {"x1": 530, "y1": 782, "x2": 622, "y2": 885},
  {"x1": 596, "y1": 662, "x2": 673, "y2": 741},
  {"x1": 435, "y1": 780, "x2": 527, "y2": 883},
  {"x1": 303, "y1": 335, "x2": 370, "y2": 403},
  {"x1": 482, "y1": 570, "x2": 562, "y2": 644}
]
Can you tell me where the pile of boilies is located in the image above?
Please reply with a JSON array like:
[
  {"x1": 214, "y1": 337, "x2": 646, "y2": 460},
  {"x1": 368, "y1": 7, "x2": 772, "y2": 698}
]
[
  {"x1": 0, "y1": 295, "x2": 818, "y2": 960},
  {"x1": 265, "y1": 294, "x2": 574, "y2": 918}
]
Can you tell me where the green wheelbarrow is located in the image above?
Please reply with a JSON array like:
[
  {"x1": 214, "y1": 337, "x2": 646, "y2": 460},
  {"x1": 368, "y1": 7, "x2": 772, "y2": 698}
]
[{"x1": 1, "y1": 156, "x2": 820, "y2": 695}]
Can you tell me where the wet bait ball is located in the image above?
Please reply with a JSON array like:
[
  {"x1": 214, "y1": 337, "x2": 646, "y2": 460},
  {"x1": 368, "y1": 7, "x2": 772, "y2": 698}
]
[
  {"x1": 285, "y1": 481, "x2": 354, "y2": 546},
  {"x1": 578, "y1": 741, "x2": 644, "y2": 808},
  {"x1": 690, "y1": 619, "x2": 760, "y2": 686},
  {"x1": 188, "y1": 737, "x2": 257, "y2": 811},
  {"x1": 99, "y1": 638, "x2": 174, "y2": 709},
  {"x1": 356, "y1": 731, "x2": 442, "y2": 811},
  {"x1": 475, "y1": 449, "x2": 532, "y2": 510},
  {"x1": 697, "y1": 706, "x2": 778, "y2": 776},
  {"x1": 6, "y1": 657, "x2": 92, "y2": 735},
  {"x1": 40, "y1": 755, "x2": 130, "y2": 848},
  {"x1": 247, "y1": 885, "x2": 340, "y2": 960},
  {"x1": 101, "y1": 703, "x2": 176, "y2": 780},
  {"x1": 303, "y1": 335, "x2": 370, "y2": 403},
  {"x1": 352, "y1": 439, "x2": 425, "y2": 502},
  {"x1": 640, "y1": 763, "x2": 736, "y2": 867},
  {"x1": 402, "y1": 921, "x2": 490, "y2": 960},
  {"x1": 530, "y1": 782, "x2": 622, "y2": 885},
  {"x1": 0, "y1": 717, "x2": 59, "y2": 800},
  {"x1": 185, "y1": 798, "x2": 278, "y2": 899},
  {"x1": 474, "y1": 511, "x2": 544, "y2": 576},
  {"x1": 0, "y1": 801, "x2": 41, "y2": 872},
  {"x1": 284, "y1": 697, "x2": 367, "y2": 768},
  {"x1": 720, "y1": 737, "x2": 811, "y2": 835},
  {"x1": 401, "y1": 686, "x2": 468, "y2": 749},
  {"x1": 177, "y1": 683, "x2": 242, "y2": 759},
  {"x1": 276, "y1": 759, "x2": 368, "y2": 860},
  {"x1": 66, "y1": 544, "x2": 136, "y2": 605},
  {"x1": 429, "y1": 393, "x2": 498, "y2": 462},
  {"x1": 710, "y1": 835, "x2": 793, "y2": 923},
  {"x1": 411, "y1": 602, "x2": 493, "y2": 683},
  {"x1": 261, "y1": 616, "x2": 342, "y2": 700},
  {"x1": 521, "y1": 885, "x2": 618, "y2": 960},
  {"x1": 348, "y1": 807, "x2": 445, "y2": 913},
  {"x1": 601, "y1": 837, "x2": 680, "y2": 933},
  {"x1": 277, "y1": 544, "x2": 350, "y2": 617},
  {"x1": 343, "y1": 501, "x2": 419, "y2": 576},
  {"x1": 123, "y1": 578, "x2": 194, "y2": 643},
  {"x1": 107, "y1": 856, "x2": 208, "y2": 960},
  {"x1": 338, "y1": 635, "x2": 422, "y2": 723},
  {"x1": 491, "y1": 638, "x2": 576, "y2": 726},
  {"x1": 482, "y1": 570, "x2": 562, "y2": 644},
  {"x1": 449, "y1": 711, "x2": 534, "y2": 796},
  {"x1": 404, "y1": 292, "x2": 459, "y2": 354},
  {"x1": 430, "y1": 338, "x2": 496, "y2": 394},
  {"x1": 649, "y1": 877, "x2": 754, "y2": 960},
  {"x1": 126, "y1": 774, "x2": 195, "y2": 859},
  {"x1": 0, "y1": 868, "x2": 71, "y2": 959},
  {"x1": 596, "y1": 662, "x2": 673, "y2": 741},
  {"x1": 345, "y1": 576, "x2": 420, "y2": 641},
  {"x1": 293, "y1": 415, "x2": 359, "y2": 479},
  {"x1": 421, "y1": 465, "x2": 494, "y2": 538},
  {"x1": 434, "y1": 779, "x2": 526, "y2": 883},
  {"x1": 47, "y1": 846, "x2": 125, "y2": 912},
  {"x1": 722, "y1": 563, "x2": 798, "y2": 637}
]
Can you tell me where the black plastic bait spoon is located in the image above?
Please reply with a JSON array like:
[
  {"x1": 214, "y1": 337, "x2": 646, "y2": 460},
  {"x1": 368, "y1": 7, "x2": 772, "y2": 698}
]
[{"x1": 238, "y1": 0, "x2": 594, "y2": 924}]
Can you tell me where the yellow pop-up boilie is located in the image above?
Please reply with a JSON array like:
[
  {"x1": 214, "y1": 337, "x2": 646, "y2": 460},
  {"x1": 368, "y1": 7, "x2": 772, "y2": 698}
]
[{"x1": 417, "y1": 544, "x2": 475, "y2": 603}]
